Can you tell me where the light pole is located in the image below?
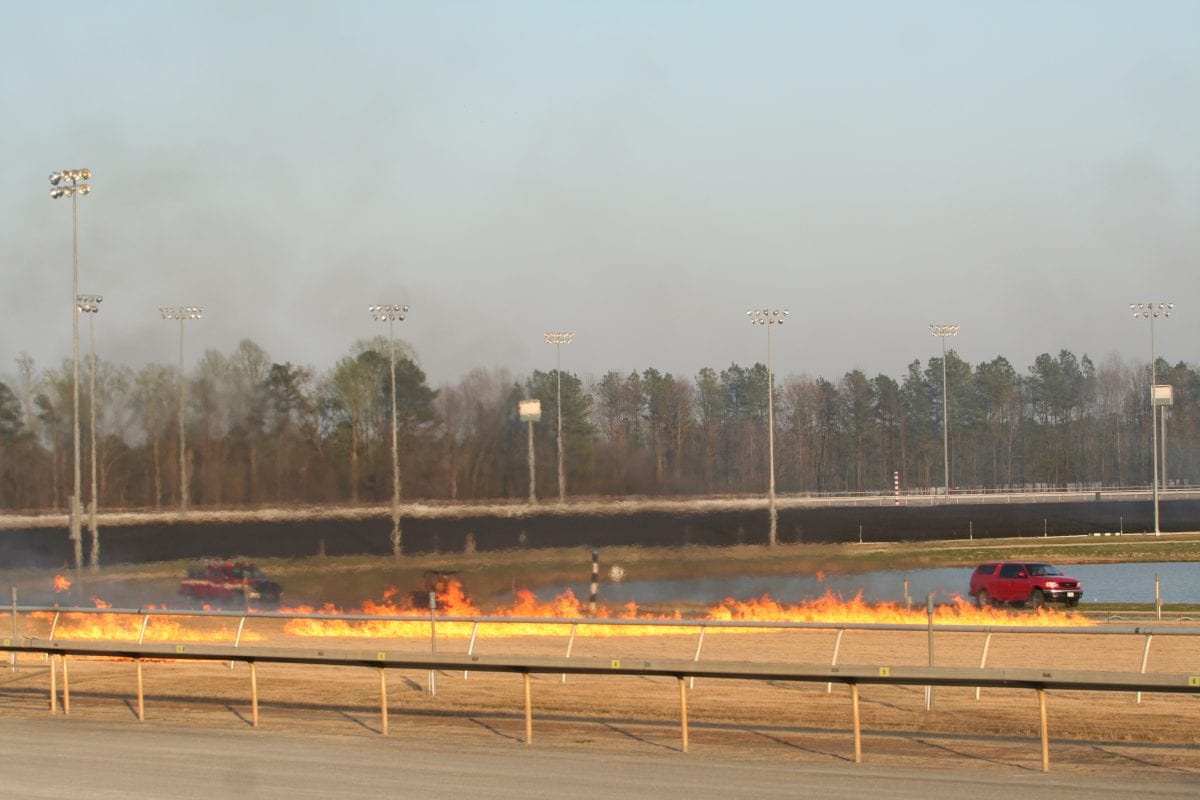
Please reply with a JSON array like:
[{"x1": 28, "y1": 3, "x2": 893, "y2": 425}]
[
  {"x1": 929, "y1": 324, "x2": 959, "y2": 498},
  {"x1": 544, "y1": 332, "x2": 575, "y2": 503},
  {"x1": 161, "y1": 307, "x2": 202, "y2": 513},
  {"x1": 78, "y1": 294, "x2": 102, "y2": 569},
  {"x1": 1131, "y1": 302, "x2": 1172, "y2": 535},
  {"x1": 50, "y1": 168, "x2": 91, "y2": 572},
  {"x1": 370, "y1": 304, "x2": 408, "y2": 558},
  {"x1": 748, "y1": 308, "x2": 788, "y2": 547}
]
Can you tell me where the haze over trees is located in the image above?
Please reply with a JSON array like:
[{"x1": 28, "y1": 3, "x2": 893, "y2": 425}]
[{"x1": 0, "y1": 341, "x2": 1195, "y2": 511}]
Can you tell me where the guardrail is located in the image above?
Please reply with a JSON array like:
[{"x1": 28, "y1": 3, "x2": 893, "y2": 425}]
[
  {"x1": 5, "y1": 486, "x2": 1200, "y2": 529},
  {"x1": 13, "y1": 604, "x2": 1200, "y2": 705},
  {"x1": 3, "y1": 636, "x2": 1198, "y2": 773}
]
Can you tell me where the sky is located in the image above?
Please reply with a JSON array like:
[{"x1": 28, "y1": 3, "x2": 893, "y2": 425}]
[{"x1": 2, "y1": 1, "x2": 1198, "y2": 391}]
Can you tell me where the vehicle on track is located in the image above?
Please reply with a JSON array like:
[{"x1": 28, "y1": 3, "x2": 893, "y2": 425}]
[
  {"x1": 969, "y1": 562, "x2": 1082, "y2": 608},
  {"x1": 179, "y1": 560, "x2": 282, "y2": 604}
]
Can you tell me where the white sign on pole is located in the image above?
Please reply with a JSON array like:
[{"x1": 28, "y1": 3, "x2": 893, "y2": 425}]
[{"x1": 519, "y1": 399, "x2": 542, "y2": 422}]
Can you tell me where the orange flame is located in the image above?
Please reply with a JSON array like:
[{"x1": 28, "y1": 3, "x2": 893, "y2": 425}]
[
  {"x1": 25, "y1": 579, "x2": 1093, "y2": 644},
  {"x1": 54, "y1": 575, "x2": 71, "y2": 593},
  {"x1": 30, "y1": 599, "x2": 263, "y2": 643},
  {"x1": 278, "y1": 580, "x2": 1093, "y2": 639}
]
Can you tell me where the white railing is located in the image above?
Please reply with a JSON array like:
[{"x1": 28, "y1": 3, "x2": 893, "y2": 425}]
[
  {"x1": 4, "y1": 634, "x2": 1198, "y2": 773},
  {"x1": 11, "y1": 603, "x2": 1200, "y2": 706}
]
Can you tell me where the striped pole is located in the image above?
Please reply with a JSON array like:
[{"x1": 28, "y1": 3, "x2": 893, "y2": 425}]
[
  {"x1": 589, "y1": 550, "x2": 599, "y2": 614},
  {"x1": 894, "y1": 471, "x2": 900, "y2": 506}
]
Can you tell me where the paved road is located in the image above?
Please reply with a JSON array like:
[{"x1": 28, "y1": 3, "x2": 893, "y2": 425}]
[{"x1": 2, "y1": 717, "x2": 1197, "y2": 799}]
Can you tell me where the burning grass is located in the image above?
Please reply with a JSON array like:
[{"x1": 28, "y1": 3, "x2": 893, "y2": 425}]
[
  {"x1": 277, "y1": 579, "x2": 1092, "y2": 639},
  {"x1": 20, "y1": 576, "x2": 1092, "y2": 645},
  {"x1": 29, "y1": 599, "x2": 263, "y2": 644}
]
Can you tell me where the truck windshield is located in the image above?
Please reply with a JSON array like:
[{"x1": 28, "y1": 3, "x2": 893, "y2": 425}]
[{"x1": 1027, "y1": 564, "x2": 1062, "y2": 576}]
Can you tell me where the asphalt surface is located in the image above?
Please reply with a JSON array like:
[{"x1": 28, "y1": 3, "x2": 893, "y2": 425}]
[{"x1": 3, "y1": 716, "x2": 1197, "y2": 800}]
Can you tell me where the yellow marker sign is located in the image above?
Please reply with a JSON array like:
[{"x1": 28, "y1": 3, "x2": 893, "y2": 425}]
[
  {"x1": 1189, "y1": 676, "x2": 1200, "y2": 687},
  {"x1": 175, "y1": 645, "x2": 185, "y2": 653},
  {"x1": 2, "y1": 639, "x2": 9, "y2": 647},
  {"x1": 611, "y1": 660, "x2": 621, "y2": 669},
  {"x1": 377, "y1": 652, "x2": 387, "y2": 661},
  {"x1": 879, "y1": 666, "x2": 891, "y2": 677}
]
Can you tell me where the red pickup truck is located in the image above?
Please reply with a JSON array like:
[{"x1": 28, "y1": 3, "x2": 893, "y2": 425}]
[
  {"x1": 969, "y1": 562, "x2": 1082, "y2": 608},
  {"x1": 179, "y1": 561, "x2": 282, "y2": 604}
]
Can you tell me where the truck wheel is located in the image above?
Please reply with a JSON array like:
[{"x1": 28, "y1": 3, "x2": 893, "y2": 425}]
[
  {"x1": 976, "y1": 590, "x2": 990, "y2": 608},
  {"x1": 1029, "y1": 589, "x2": 1045, "y2": 609}
]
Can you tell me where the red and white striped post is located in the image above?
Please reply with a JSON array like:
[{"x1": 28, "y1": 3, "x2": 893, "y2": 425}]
[{"x1": 589, "y1": 550, "x2": 599, "y2": 614}]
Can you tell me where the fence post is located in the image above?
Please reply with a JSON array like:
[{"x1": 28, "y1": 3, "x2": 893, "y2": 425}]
[
  {"x1": 826, "y1": 628, "x2": 845, "y2": 693},
  {"x1": 49, "y1": 654, "x2": 57, "y2": 714},
  {"x1": 379, "y1": 668, "x2": 388, "y2": 736},
  {"x1": 561, "y1": 623, "x2": 577, "y2": 683},
  {"x1": 851, "y1": 683, "x2": 862, "y2": 763},
  {"x1": 229, "y1": 615, "x2": 247, "y2": 670},
  {"x1": 1136, "y1": 634, "x2": 1154, "y2": 705},
  {"x1": 1038, "y1": 688, "x2": 1050, "y2": 772},
  {"x1": 974, "y1": 632, "x2": 993, "y2": 700},
  {"x1": 523, "y1": 673, "x2": 533, "y2": 745},
  {"x1": 688, "y1": 625, "x2": 706, "y2": 690},
  {"x1": 925, "y1": 594, "x2": 935, "y2": 711},
  {"x1": 249, "y1": 661, "x2": 259, "y2": 727},
  {"x1": 61, "y1": 655, "x2": 70, "y2": 715},
  {"x1": 1155, "y1": 574, "x2": 1162, "y2": 621},
  {"x1": 136, "y1": 658, "x2": 144, "y2": 721},
  {"x1": 678, "y1": 677, "x2": 689, "y2": 753},
  {"x1": 428, "y1": 592, "x2": 438, "y2": 697},
  {"x1": 464, "y1": 621, "x2": 479, "y2": 680}
]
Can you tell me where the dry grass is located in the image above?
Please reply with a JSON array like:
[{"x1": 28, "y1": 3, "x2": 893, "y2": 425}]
[{"x1": 3, "y1": 624, "x2": 1198, "y2": 778}]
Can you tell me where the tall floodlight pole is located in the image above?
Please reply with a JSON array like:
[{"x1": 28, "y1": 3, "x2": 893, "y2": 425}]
[
  {"x1": 370, "y1": 304, "x2": 409, "y2": 558},
  {"x1": 544, "y1": 332, "x2": 575, "y2": 503},
  {"x1": 160, "y1": 307, "x2": 203, "y2": 513},
  {"x1": 929, "y1": 324, "x2": 960, "y2": 498},
  {"x1": 1131, "y1": 302, "x2": 1172, "y2": 535},
  {"x1": 748, "y1": 308, "x2": 788, "y2": 547},
  {"x1": 50, "y1": 168, "x2": 92, "y2": 572},
  {"x1": 78, "y1": 294, "x2": 102, "y2": 569}
]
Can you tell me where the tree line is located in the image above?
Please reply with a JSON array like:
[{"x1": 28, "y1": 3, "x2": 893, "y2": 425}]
[{"x1": 0, "y1": 338, "x2": 1195, "y2": 511}]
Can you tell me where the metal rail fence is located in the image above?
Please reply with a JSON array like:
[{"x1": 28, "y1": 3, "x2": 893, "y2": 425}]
[
  {"x1": 5, "y1": 485, "x2": 1200, "y2": 530},
  {"x1": 12, "y1": 604, "x2": 1200, "y2": 700},
  {"x1": 3, "y1": 636, "x2": 1198, "y2": 773}
]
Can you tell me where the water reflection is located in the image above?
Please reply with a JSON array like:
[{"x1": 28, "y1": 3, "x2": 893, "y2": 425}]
[{"x1": 546, "y1": 562, "x2": 1200, "y2": 606}]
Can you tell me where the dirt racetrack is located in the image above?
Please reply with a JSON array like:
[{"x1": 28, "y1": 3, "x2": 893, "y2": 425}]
[{"x1": 2, "y1": 622, "x2": 1198, "y2": 780}]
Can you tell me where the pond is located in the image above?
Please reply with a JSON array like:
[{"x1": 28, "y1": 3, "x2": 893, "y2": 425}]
[{"x1": 544, "y1": 561, "x2": 1200, "y2": 606}]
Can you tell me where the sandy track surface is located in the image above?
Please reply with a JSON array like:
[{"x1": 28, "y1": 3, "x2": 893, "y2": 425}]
[{"x1": 2, "y1": 623, "x2": 1198, "y2": 781}]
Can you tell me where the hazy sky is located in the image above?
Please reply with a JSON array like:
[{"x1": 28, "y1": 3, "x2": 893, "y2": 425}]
[{"x1": 2, "y1": 2, "x2": 1197, "y2": 390}]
